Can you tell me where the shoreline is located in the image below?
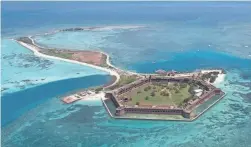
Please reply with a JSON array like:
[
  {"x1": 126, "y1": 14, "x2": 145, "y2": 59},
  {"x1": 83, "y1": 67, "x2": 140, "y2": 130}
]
[
  {"x1": 213, "y1": 73, "x2": 226, "y2": 85},
  {"x1": 14, "y1": 37, "x2": 226, "y2": 103},
  {"x1": 28, "y1": 36, "x2": 140, "y2": 76},
  {"x1": 15, "y1": 40, "x2": 121, "y2": 89}
]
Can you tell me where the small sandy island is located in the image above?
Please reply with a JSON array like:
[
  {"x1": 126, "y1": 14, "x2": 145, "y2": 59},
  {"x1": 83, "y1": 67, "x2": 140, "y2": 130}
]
[
  {"x1": 15, "y1": 37, "x2": 124, "y2": 90},
  {"x1": 15, "y1": 37, "x2": 141, "y2": 102}
]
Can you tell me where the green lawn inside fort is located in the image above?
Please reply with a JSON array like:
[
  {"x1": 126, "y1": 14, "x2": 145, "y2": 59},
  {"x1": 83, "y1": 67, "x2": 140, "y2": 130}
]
[{"x1": 121, "y1": 82, "x2": 192, "y2": 106}]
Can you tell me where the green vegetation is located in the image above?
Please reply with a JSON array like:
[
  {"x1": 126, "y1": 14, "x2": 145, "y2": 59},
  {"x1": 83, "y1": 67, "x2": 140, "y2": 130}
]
[
  {"x1": 144, "y1": 85, "x2": 151, "y2": 91},
  {"x1": 209, "y1": 76, "x2": 217, "y2": 83},
  {"x1": 178, "y1": 96, "x2": 196, "y2": 108},
  {"x1": 183, "y1": 96, "x2": 195, "y2": 103},
  {"x1": 201, "y1": 72, "x2": 219, "y2": 83},
  {"x1": 42, "y1": 49, "x2": 73, "y2": 59},
  {"x1": 180, "y1": 83, "x2": 188, "y2": 89},
  {"x1": 115, "y1": 75, "x2": 137, "y2": 87},
  {"x1": 160, "y1": 89, "x2": 169, "y2": 96},
  {"x1": 17, "y1": 37, "x2": 33, "y2": 45},
  {"x1": 87, "y1": 86, "x2": 103, "y2": 93},
  {"x1": 94, "y1": 87, "x2": 103, "y2": 93},
  {"x1": 150, "y1": 91, "x2": 155, "y2": 97},
  {"x1": 100, "y1": 63, "x2": 109, "y2": 67},
  {"x1": 100, "y1": 55, "x2": 109, "y2": 67},
  {"x1": 124, "y1": 83, "x2": 192, "y2": 106}
]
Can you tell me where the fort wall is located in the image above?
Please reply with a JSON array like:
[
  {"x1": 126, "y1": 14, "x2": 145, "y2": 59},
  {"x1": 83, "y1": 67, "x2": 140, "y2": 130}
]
[
  {"x1": 186, "y1": 88, "x2": 224, "y2": 110},
  {"x1": 105, "y1": 75, "x2": 225, "y2": 120}
]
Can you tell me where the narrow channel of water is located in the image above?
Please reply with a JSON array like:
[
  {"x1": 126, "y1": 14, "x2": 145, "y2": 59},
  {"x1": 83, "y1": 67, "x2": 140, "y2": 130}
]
[{"x1": 1, "y1": 74, "x2": 111, "y2": 127}]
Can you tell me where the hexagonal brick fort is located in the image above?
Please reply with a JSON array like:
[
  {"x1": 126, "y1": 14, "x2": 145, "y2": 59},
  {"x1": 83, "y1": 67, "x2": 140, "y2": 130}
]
[{"x1": 104, "y1": 73, "x2": 226, "y2": 121}]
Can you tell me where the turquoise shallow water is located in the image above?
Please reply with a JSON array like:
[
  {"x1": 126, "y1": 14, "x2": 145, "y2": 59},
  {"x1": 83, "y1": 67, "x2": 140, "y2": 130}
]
[
  {"x1": 1, "y1": 39, "x2": 109, "y2": 94},
  {"x1": 1, "y1": 75, "x2": 112, "y2": 127},
  {"x1": 33, "y1": 24, "x2": 251, "y2": 73},
  {"x1": 2, "y1": 69, "x2": 251, "y2": 147},
  {"x1": 2, "y1": 1, "x2": 251, "y2": 147}
]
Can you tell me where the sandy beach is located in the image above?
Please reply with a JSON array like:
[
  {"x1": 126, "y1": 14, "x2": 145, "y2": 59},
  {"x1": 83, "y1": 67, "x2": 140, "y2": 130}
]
[
  {"x1": 16, "y1": 40, "x2": 121, "y2": 89},
  {"x1": 213, "y1": 73, "x2": 226, "y2": 85},
  {"x1": 81, "y1": 92, "x2": 106, "y2": 101}
]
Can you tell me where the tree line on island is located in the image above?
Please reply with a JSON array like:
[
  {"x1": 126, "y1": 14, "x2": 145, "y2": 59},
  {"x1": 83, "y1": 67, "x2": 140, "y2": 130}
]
[{"x1": 201, "y1": 71, "x2": 220, "y2": 83}]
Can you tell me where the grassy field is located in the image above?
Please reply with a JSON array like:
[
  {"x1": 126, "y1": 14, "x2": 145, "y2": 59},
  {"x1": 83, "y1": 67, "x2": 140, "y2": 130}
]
[
  {"x1": 109, "y1": 75, "x2": 138, "y2": 90},
  {"x1": 123, "y1": 83, "x2": 191, "y2": 106}
]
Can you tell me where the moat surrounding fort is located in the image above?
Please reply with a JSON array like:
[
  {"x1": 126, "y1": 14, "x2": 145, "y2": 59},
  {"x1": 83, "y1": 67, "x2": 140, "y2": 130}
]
[
  {"x1": 16, "y1": 36, "x2": 226, "y2": 121},
  {"x1": 104, "y1": 72, "x2": 225, "y2": 121}
]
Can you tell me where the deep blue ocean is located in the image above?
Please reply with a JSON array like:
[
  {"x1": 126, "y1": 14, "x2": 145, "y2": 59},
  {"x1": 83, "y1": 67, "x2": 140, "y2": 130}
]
[{"x1": 1, "y1": 2, "x2": 251, "y2": 147}]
